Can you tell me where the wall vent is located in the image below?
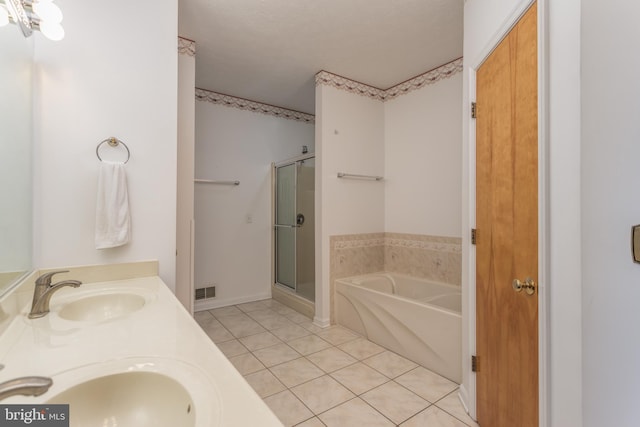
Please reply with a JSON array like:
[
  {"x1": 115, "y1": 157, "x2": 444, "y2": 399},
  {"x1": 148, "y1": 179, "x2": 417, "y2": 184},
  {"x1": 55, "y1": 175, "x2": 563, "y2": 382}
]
[{"x1": 195, "y1": 286, "x2": 216, "y2": 300}]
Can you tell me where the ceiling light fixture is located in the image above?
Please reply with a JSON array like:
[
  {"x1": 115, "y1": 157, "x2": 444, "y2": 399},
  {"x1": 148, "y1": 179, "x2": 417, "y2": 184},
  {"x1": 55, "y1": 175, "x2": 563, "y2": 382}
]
[{"x1": 0, "y1": 0, "x2": 64, "y2": 41}]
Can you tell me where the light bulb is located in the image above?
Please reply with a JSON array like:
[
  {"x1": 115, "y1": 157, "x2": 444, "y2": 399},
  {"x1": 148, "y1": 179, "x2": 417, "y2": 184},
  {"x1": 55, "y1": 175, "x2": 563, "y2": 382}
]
[
  {"x1": 33, "y1": 1, "x2": 63, "y2": 24},
  {"x1": 39, "y1": 21, "x2": 64, "y2": 40},
  {"x1": 0, "y1": 6, "x2": 9, "y2": 27}
]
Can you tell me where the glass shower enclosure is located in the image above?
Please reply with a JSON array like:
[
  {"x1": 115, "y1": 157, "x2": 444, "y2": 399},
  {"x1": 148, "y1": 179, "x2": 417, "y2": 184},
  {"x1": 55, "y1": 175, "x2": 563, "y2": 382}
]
[{"x1": 274, "y1": 155, "x2": 315, "y2": 302}]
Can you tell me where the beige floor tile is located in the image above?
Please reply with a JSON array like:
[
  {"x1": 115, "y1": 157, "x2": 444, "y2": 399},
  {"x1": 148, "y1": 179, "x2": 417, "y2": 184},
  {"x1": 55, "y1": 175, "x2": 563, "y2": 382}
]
[
  {"x1": 298, "y1": 321, "x2": 326, "y2": 334},
  {"x1": 361, "y1": 381, "x2": 429, "y2": 424},
  {"x1": 282, "y1": 310, "x2": 312, "y2": 324},
  {"x1": 287, "y1": 335, "x2": 333, "y2": 356},
  {"x1": 272, "y1": 304, "x2": 301, "y2": 316},
  {"x1": 239, "y1": 331, "x2": 283, "y2": 351},
  {"x1": 295, "y1": 416, "x2": 326, "y2": 427},
  {"x1": 197, "y1": 317, "x2": 235, "y2": 343},
  {"x1": 209, "y1": 305, "x2": 243, "y2": 318},
  {"x1": 395, "y1": 367, "x2": 458, "y2": 403},
  {"x1": 243, "y1": 369, "x2": 286, "y2": 398},
  {"x1": 400, "y1": 406, "x2": 468, "y2": 427},
  {"x1": 253, "y1": 343, "x2": 301, "y2": 367},
  {"x1": 318, "y1": 398, "x2": 394, "y2": 427},
  {"x1": 262, "y1": 299, "x2": 286, "y2": 310},
  {"x1": 271, "y1": 324, "x2": 312, "y2": 341},
  {"x1": 435, "y1": 391, "x2": 479, "y2": 427},
  {"x1": 270, "y1": 358, "x2": 325, "y2": 388},
  {"x1": 306, "y1": 347, "x2": 357, "y2": 373},
  {"x1": 291, "y1": 375, "x2": 355, "y2": 414},
  {"x1": 237, "y1": 299, "x2": 272, "y2": 312},
  {"x1": 215, "y1": 339, "x2": 248, "y2": 358},
  {"x1": 217, "y1": 314, "x2": 267, "y2": 338},
  {"x1": 264, "y1": 390, "x2": 314, "y2": 427},
  {"x1": 315, "y1": 326, "x2": 360, "y2": 345},
  {"x1": 338, "y1": 338, "x2": 385, "y2": 360},
  {"x1": 257, "y1": 315, "x2": 297, "y2": 331},
  {"x1": 194, "y1": 310, "x2": 213, "y2": 322},
  {"x1": 228, "y1": 352, "x2": 265, "y2": 375},
  {"x1": 363, "y1": 350, "x2": 418, "y2": 378},
  {"x1": 330, "y1": 362, "x2": 389, "y2": 395}
]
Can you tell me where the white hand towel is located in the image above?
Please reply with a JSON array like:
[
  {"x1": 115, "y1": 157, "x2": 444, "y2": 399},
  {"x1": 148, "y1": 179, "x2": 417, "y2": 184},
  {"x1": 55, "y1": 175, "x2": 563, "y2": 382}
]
[{"x1": 95, "y1": 161, "x2": 131, "y2": 249}]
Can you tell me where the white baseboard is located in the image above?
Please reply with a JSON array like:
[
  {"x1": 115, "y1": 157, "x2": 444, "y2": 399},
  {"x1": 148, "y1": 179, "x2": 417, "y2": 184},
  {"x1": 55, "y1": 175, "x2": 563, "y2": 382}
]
[
  {"x1": 194, "y1": 292, "x2": 272, "y2": 312},
  {"x1": 458, "y1": 384, "x2": 476, "y2": 421},
  {"x1": 313, "y1": 316, "x2": 330, "y2": 328}
]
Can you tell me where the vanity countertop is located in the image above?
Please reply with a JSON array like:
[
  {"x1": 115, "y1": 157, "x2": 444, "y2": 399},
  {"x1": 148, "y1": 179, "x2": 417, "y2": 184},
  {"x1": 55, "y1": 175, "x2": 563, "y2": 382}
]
[{"x1": 0, "y1": 274, "x2": 283, "y2": 426}]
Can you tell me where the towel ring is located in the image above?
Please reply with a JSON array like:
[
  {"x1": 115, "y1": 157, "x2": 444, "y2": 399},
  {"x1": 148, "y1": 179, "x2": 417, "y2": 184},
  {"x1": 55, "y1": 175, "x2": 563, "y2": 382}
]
[{"x1": 96, "y1": 137, "x2": 130, "y2": 164}]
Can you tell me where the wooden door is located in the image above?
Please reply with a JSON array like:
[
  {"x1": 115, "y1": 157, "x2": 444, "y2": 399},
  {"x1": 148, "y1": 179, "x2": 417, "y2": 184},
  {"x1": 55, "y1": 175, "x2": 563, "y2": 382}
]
[{"x1": 475, "y1": 3, "x2": 538, "y2": 426}]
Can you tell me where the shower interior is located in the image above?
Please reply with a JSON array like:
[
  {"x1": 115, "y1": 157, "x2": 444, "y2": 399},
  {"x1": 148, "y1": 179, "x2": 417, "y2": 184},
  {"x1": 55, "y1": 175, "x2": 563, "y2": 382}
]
[{"x1": 273, "y1": 154, "x2": 315, "y2": 302}]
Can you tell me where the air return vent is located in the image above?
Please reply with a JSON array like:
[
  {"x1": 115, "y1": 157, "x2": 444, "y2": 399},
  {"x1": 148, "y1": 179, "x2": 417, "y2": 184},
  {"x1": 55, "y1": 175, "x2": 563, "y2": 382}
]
[{"x1": 195, "y1": 286, "x2": 216, "y2": 301}]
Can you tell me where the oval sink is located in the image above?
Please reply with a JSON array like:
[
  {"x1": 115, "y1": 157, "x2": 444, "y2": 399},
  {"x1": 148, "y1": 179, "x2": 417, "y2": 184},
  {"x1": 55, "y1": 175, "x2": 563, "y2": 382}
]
[
  {"x1": 58, "y1": 293, "x2": 146, "y2": 322},
  {"x1": 38, "y1": 358, "x2": 220, "y2": 426},
  {"x1": 47, "y1": 371, "x2": 195, "y2": 427}
]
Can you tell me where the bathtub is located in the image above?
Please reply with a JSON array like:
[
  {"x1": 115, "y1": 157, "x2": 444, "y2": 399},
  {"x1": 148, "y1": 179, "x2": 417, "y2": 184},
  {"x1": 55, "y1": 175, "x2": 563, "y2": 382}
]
[{"x1": 335, "y1": 272, "x2": 461, "y2": 383}]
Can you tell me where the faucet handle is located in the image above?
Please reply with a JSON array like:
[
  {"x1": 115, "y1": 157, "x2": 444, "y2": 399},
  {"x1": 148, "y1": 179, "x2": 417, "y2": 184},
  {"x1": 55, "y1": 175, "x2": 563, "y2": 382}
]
[{"x1": 35, "y1": 270, "x2": 70, "y2": 286}]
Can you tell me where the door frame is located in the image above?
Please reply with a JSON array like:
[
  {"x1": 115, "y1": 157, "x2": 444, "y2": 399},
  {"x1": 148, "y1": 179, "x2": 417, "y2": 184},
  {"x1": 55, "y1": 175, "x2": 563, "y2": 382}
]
[{"x1": 464, "y1": 0, "x2": 549, "y2": 425}]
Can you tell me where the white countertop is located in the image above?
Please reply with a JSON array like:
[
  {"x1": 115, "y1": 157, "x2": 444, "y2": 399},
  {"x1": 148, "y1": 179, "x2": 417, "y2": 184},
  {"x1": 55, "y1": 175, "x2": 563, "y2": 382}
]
[{"x1": 0, "y1": 275, "x2": 283, "y2": 426}]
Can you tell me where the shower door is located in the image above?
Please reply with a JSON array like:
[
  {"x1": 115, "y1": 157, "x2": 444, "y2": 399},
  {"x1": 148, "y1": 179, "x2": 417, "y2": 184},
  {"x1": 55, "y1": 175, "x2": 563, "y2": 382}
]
[{"x1": 274, "y1": 157, "x2": 315, "y2": 301}]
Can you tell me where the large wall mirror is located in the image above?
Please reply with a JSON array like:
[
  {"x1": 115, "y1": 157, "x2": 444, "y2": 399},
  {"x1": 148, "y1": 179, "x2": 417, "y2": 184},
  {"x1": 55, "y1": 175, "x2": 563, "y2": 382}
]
[{"x1": 0, "y1": 26, "x2": 34, "y2": 296}]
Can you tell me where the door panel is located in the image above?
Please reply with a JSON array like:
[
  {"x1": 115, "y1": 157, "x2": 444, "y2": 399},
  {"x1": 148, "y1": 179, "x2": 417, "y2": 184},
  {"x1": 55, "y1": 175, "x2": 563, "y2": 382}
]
[{"x1": 476, "y1": 3, "x2": 538, "y2": 426}]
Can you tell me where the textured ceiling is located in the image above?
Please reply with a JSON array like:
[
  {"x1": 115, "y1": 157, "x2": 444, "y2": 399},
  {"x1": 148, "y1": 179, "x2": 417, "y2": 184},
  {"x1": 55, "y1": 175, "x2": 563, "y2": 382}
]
[{"x1": 178, "y1": 0, "x2": 463, "y2": 114}]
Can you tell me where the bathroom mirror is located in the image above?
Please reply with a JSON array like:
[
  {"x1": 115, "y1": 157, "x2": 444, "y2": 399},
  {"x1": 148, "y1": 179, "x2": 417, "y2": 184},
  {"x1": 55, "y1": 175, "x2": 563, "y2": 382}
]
[{"x1": 0, "y1": 26, "x2": 34, "y2": 296}]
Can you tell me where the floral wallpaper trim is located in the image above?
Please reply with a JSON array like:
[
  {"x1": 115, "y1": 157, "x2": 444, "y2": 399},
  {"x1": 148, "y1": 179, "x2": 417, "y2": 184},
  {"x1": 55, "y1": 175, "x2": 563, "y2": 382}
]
[
  {"x1": 315, "y1": 71, "x2": 387, "y2": 102},
  {"x1": 195, "y1": 88, "x2": 316, "y2": 124},
  {"x1": 178, "y1": 37, "x2": 196, "y2": 57},
  {"x1": 315, "y1": 57, "x2": 463, "y2": 102}
]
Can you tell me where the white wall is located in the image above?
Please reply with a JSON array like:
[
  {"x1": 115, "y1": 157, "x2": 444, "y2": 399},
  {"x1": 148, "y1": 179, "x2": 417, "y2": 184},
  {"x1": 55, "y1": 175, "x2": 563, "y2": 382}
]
[
  {"x1": 463, "y1": 0, "x2": 583, "y2": 425},
  {"x1": 385, "y1": 73, "x2": 462, "y2": 237},
  {"x1": 581, "y1": 2, "x2": 640, "y2": 426},
  {"x1": 194, "y1": 101, "x2": 314, "y2": 309},
  {"x1": 176, "y1": 45, "x2": 196, "y2": 311},
  {"x1": 32, "y1": 0, "x2": 179, "y2": 289},
  {"x1": 316, "y1": 84, "x2": 386, "y2": 323}
]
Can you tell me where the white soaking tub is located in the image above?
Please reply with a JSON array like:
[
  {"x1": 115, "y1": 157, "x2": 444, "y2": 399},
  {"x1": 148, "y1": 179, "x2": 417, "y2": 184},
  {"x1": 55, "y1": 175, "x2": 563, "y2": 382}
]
[{"x1": 335, "y1": 272, "x2": 461, "y2": 383}]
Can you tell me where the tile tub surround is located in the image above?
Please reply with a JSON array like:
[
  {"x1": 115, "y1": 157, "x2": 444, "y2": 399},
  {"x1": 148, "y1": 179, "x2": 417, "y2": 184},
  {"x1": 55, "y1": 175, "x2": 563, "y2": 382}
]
[
  {"x1": 384, "y1": 233, "x2": 462, "y2": 286},
  {"x1": 329, "y1": 233, "x2": 461, "y2": 322},
  {"x1": 330, "y1": 233, "x2": 385, "y2": 322},
  {"x1": 197, "y1": 300, "x2": 478, "y2": 427},
  {"x1": 0, "y1": 264, "x2": 282, "y2": 426}
]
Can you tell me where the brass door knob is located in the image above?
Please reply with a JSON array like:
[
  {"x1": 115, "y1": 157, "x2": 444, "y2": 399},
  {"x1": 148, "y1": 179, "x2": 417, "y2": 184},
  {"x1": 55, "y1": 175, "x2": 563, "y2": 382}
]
[{"x1": 512, "y1": 277, "x2": 536, "y2": 295}]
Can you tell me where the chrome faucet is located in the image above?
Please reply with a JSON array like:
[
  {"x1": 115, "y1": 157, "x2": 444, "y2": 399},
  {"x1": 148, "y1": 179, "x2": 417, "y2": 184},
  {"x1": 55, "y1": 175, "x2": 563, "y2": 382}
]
[
  {"x1": 28, "y1": 270, "x2": 82, "y2": 319},
  {"x1": 0, "y1": 376, "x2": 53, "y2": 401}
]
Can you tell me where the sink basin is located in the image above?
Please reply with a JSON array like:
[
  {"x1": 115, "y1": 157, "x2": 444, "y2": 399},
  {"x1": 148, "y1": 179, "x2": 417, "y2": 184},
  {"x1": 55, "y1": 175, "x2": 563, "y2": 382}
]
[
  {"x1": 57, "y1": 293, "x2": 146, "y2": 322},
  {"x1": 41, "y1": 357, "x2": 220, "y2": 426},
  {"x1": 47, "y1": 371, "x2": 194, "y2": 427}
]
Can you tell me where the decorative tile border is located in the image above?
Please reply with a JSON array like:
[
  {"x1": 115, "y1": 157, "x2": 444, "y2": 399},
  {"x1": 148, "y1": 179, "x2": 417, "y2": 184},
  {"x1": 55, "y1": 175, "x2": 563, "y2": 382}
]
[
  {"x1": 316, "y1": 57, "x2": 463, "y2": 102},
  {"x1": 178, "y1": 37, "x2": 196, "y2": 57},
  {"x1": 195, "y1": 88, "x2": 315, "y2": 124},
  {"x1": 385, "y1": 233, "x2": 462, "y2": 254},
  {"x1": 333, "y1": 238, "x2": 386, "y2": 250}
]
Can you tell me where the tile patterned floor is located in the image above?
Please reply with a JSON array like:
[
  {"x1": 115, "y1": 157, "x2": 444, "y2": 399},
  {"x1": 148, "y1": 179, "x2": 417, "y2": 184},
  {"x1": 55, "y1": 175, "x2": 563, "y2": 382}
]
[{"x1": 196, "y1": 299, "x2": 479, "y2": 427}]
